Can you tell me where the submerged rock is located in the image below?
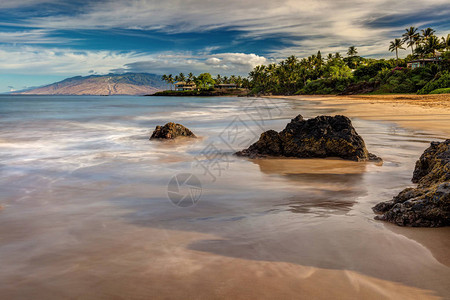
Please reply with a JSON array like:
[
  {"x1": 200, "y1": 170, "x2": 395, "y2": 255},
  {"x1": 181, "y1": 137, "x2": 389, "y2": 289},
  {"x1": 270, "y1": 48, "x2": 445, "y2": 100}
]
[
  {"x1": 150, "y1": 122, "x2": 196, "y2": 140},
  {"x1": 236, "y1": 114, "x2": 381, "y2": 162},
  {"x1": 373, "y1": 140, "x2": 450, "y2": 227}
]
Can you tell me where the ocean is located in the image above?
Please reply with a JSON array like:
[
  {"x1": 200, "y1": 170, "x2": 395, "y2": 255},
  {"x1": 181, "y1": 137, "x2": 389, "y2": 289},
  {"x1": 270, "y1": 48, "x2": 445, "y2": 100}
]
[{"x1": 0, "y1": 95, "x2": 449, "y2": 299}]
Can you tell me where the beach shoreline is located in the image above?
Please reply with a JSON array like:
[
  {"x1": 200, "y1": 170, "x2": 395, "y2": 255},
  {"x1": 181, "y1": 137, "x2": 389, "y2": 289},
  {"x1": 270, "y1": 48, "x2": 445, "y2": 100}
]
[
  {"x1": 267, "y1": 94, "x2": 450, "y2": 137},
  {"x1": 1, "y1": 95, "x2": 449, "y2": 299},
  {"x1": 266, "y1": 93, "x2": 450, "y2": 264}
]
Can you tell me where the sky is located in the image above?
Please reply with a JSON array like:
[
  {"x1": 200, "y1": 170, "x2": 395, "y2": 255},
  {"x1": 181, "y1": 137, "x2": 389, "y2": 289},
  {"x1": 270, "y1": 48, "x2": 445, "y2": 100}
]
[{"x1": 0, "y1": 0, "x2": 449, "y2": 92}]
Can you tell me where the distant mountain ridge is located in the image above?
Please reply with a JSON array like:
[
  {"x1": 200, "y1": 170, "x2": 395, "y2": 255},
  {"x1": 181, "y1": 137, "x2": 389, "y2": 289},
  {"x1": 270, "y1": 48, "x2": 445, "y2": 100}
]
[{"x1": 16, "y1": 73, "x2": 167, "y2": 95}]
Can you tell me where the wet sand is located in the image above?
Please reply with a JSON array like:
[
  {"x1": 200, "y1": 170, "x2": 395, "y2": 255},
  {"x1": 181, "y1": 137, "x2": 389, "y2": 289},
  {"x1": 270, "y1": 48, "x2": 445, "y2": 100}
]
[{"x1": 1, "y1": 95, "x2": 449, "y2": 299}]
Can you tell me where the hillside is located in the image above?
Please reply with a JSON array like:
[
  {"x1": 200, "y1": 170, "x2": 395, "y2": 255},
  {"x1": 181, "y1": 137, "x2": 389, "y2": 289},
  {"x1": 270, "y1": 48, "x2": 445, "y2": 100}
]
[{"x1": 17, "y1": 73, "x2": 166, "y2": 95}]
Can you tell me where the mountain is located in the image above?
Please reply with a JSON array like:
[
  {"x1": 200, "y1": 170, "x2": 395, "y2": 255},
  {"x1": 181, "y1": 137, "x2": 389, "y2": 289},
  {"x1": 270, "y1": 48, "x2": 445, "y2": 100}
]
[{"x1": 17, "y1": 73, "x2": 167, "y2": 95}]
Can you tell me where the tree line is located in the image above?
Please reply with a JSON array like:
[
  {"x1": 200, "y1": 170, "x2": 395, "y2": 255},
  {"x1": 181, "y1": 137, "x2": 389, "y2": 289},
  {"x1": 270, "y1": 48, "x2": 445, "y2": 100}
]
[
  {"x1": 161, "y1": 72, "x2": 249, "y2": 90},
  {"x1": 160, "y1": 26, "x2": 449, "y2": 95},
  {"x1": 248, "y1": 26, "x2": 449, "y2": 95}
]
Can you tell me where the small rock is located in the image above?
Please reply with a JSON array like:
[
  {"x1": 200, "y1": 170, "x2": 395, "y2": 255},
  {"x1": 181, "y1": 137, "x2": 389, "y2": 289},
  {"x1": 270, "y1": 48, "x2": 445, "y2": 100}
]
[{"x1": 150, "y1": 122, "x2": 196, "y2": 140}]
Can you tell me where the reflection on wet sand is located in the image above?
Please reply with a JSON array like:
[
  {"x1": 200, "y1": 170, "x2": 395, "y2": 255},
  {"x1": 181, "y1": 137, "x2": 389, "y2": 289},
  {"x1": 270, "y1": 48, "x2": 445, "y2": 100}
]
[
  {"x1": 0, "y1": 220, "x2": 443, "y2": 300},
  {"x1": 251, "y1": 158, "x2": 367, "y2": 216}
]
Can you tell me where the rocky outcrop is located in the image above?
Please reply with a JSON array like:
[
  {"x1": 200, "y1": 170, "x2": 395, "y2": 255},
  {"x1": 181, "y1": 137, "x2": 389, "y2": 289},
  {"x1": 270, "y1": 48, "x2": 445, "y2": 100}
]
[
  {"x1": 236, "y1": 114, "x2": 381, "y2": 162},
  {"x1": 373, "y1": 140, "x2": 450, "y2": 227},
  {"x1": 150, "y1": 122, "x2": 196, "y2": 140}
]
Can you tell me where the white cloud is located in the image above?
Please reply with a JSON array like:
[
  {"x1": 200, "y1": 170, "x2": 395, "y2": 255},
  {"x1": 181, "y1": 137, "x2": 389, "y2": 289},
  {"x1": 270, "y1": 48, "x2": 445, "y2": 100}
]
[
  {"x1": 0, "y1": 29, "x2": 74, "y2": 44},
  {"x1": 0, "y1": 0, "x2": 449, "y2": 76},
  {"x1": 0, "y1": 45, "x2": 152, "y2": 75},
  {"x1": 121, "y1": 52, "x2": 269, "y2": 75},
  {"x1": 9, "y1": 0, "x2": 448, "y2": 59},
  {"x1": 205, "y1": 57, "x2": 221, "y2": 65},
  {"x1": 0, "y1": 45, "x2": 267, "y2": 76}
]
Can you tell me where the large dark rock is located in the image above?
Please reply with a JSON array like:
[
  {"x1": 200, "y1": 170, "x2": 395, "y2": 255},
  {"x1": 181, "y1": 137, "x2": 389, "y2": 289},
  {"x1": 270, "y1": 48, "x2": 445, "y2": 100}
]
[
  {"x1": 236, "y1": 114, "x2": 381, "y2": 162},
  {"x1": 373, "y1": 140, "x2": 450, "y2": 227},
  {"x1": 150, "y1": 122, "x2": 196, "y2": 140}
]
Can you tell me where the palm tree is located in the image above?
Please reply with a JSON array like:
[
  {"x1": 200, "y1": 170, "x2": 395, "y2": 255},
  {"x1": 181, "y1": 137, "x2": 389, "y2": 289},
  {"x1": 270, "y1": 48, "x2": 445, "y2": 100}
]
[
  {"x1": 334, "y1": 52, "x2": 342, "y2": 59},
  {"x1": 402, "y1": 26, "x2": 419, "y2": 55},
  {"x1": 414, "y1": 44, "x2": 427, "y2": 59},
  {"x1": 347, "y1": 46, "x2": 358, "y2": 57},
  {"x1": 389, "y1": 38, "x2": 405, "y2": 62},
  {"x1": 442, "y1": 34, "x2": 450, "y2": 52},
  {"x1": 285, "y1": 55, "x2": 298, "y2": 68},
  {"x1": 327, "y1": 53, "x2": 333, "y2": 61},
  {"x1": 187, "y1": 72, "x2": 194, "y2": 84},
  {"x1": 178, "y1": 73, "x2": 185, "y2": 82},
  {"x1": 425, "y1": 35, "x2": 442, "y2": 58},
  {"x1": 215, "y1": 74, "x2": 222, "y2": 84},
  {"x1": 421, "y1": 27, "x2": 435, "y2": 40},
  {"x1": 161, "y1": 74, "x2": 168, "y2": 84},
  {"x1": 167, "y1": 74, "x2": 174, "y2": 90},
  {"x1": 236, "y1": 75, "x2": 243, "y2": 88}
]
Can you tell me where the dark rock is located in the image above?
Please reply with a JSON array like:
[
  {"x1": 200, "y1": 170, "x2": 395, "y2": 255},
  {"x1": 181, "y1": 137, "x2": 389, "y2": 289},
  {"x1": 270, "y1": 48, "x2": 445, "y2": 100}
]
[
  {"x1": 150, "y1": 122, "x2": 196, "y2": 140},
  {"x1": 412, "y1": 141, "x2": 450, "y2": 186},
  {"x1": 236, "y1": 114, "x2": 381, "y2": 162},
  {"x1": 373, "y1": 139, "x2": 450, "y2": 227}
]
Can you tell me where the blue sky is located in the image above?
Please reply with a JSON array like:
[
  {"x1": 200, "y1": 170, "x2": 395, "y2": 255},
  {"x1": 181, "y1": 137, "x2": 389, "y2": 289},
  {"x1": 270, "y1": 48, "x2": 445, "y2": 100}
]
[{"x1": 0, "y1": 0, "x2": 449, "y2": 93}]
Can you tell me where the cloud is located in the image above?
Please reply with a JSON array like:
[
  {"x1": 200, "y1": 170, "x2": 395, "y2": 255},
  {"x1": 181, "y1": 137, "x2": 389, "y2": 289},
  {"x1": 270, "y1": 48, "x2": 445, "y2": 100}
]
[
  {"x1": 0, "y1": 29, "x2": 75, "y2": 44},
  {"x1": 0, "y1": 0, "x2": 449, "y2": 76},
  {"x1": 0, "y1": 45, "x2": 266, "y2": 76},
  {"x1": 0, "y1": 45, "x2": 152, "y2": 75},
  {"x1": 121, "y1": 52, "x2": 269, "y2": 75},
  {"x1": 17, "y1": 0, "x2": 450, "y2": 53},
  {"x1": 0, "y1": 0, "x2": 55, "y2": 9},
  {"x1": 205, "y1": 57, "x2": 221, "y2": 65}
]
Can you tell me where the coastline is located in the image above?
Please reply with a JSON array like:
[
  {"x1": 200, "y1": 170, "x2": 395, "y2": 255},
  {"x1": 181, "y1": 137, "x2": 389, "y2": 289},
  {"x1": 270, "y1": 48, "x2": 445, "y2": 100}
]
[
  {"x1": 267, "y1": 94, "x2": 450, "y2": 266},
  {"x1": 268, "y1": 94, "x2": 450, "y2": 137}
]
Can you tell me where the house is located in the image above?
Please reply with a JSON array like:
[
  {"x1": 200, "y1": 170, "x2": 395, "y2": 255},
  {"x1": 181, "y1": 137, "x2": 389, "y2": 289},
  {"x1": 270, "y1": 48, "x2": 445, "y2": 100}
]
[
  {"x1": 214, "y1": 83, "x2": 238, "y2": 89},
  {"x1": 407, "y1": 58, "x2": 441, "y2": 69},
  {"x1": 175, "y1": 81, "x2": 196, "y2": 91}
]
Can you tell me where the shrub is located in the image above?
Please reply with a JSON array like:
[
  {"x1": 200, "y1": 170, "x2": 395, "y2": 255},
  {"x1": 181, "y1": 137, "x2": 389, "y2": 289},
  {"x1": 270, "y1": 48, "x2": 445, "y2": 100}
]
[
  {"x1": 353, "y1": 61, "x2": 391, "y2": 81},
  {"x1": 429, "y1": 87, "x2": 450, "y2": 94},
  {"x1": 418, "y1": 72, "x2": 450, "y2": 94},
  {"x1": 299, "y1": 77, "x2": 352, "y2": 94}
]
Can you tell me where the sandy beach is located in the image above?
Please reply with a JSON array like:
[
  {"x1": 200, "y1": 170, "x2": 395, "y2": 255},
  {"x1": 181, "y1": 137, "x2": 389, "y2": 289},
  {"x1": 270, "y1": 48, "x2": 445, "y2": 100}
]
[
  {"x1": 0, "y1": 95, "x2": 449, "y2": 300},
  {"x1": 269, "y1": 94, "x2": 450, "y2": 137}
]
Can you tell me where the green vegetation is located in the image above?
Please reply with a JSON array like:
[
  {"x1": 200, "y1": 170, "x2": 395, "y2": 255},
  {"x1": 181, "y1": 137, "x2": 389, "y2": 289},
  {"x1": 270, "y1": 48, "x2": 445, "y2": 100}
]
[
  {"x1": 418, "y1": 71, "x2": 450, "y2": 94},
  {"x1": 195, "y1": 73, "x2": 215, "y2": 89},
  {"x1": 430, "y1": 88, "x2": 450, "y2": 94},
  {"x1": 247, "y1": 26, "x2": 449, "y2": 95},
  {"x1": 160, "y1": 72, "x2": 249, "y2": 91},
  {"x1": 160, "y1": 26, "x2": 448, "y2": 97}
]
